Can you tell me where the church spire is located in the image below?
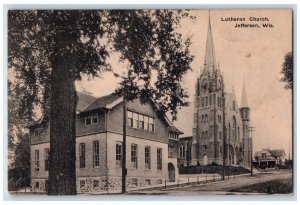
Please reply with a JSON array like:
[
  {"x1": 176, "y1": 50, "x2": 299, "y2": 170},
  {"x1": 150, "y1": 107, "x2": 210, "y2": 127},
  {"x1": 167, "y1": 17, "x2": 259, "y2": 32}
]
[
  {"x1": 203, "y1": 11, "x2": 217, "y2": 73},
  {"x1": 241, "y1": 80, "x2": 249, "y2": 108}
]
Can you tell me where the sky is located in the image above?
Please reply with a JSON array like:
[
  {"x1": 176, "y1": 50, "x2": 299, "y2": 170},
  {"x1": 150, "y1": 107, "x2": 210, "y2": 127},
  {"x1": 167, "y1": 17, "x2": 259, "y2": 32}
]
[{"x1": 76, "y1": 9, "x2": 293, "y2": 156}]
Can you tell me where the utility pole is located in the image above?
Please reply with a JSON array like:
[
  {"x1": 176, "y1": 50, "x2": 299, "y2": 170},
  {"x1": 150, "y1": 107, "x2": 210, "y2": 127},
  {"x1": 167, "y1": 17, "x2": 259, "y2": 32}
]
[
  {"x1": 248, "y1": 127, "x2": 254, "y2": 176},
  {"x1": 122, "y1": 96, "x2": 127, "y2": 194},
  {"x1": 222, "y1": 87, "x2": 226, "y2": 180}
]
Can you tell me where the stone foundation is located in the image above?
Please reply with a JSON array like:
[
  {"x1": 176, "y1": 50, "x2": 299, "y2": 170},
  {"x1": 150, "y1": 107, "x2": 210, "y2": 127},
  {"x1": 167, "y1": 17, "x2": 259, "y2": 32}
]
[{"x1": 76, "y1": 176, "x2": 165, "y2": 193}]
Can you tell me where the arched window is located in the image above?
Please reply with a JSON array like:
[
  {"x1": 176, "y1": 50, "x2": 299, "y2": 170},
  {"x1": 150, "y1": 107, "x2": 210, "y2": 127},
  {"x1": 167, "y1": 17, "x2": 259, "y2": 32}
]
[
  {"x1": 238, "y1": 127, "x2": 240, "y2": 141},
  {"x1": 205, "y1": 131, "x2": 208, "y2": 138},
  {"x1": 201, "y1": 131, "x2": 205, "y2": 138},
  {"x1": 232, "y1": 116, "x2": 237, "y2": 141},
  {"x1": 205, "y1": 114, "x2": 208, "y2": 122},
  {"x1": 179, "y1": 144, "x2": 185, "y2": 159},
  {"x1": 202, "y1": 115, "x2": 204, "y2": 122}
]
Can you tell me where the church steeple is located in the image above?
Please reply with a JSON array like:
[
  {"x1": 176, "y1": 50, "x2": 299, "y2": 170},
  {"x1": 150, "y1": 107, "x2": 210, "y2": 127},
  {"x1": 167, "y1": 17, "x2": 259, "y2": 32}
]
[
  {"x1": 203, "y1": 11, "x2": 217, "y2": 73},
  {"x1": 241, "y1": 80, "x2": 249, "y2": 108}
]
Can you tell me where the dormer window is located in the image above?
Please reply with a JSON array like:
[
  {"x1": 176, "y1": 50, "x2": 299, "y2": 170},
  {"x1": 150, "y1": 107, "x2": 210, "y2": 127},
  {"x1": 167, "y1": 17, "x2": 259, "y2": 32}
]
[{"x1": 85, "y1": 115, "x2": 98, "y2": 126}]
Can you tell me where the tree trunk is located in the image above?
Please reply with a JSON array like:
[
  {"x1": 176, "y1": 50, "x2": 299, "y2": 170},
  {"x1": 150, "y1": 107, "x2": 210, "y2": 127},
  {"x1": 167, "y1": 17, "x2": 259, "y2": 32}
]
[{"x1": 48, "y1": 34, "x2": 77, "y2": 195}]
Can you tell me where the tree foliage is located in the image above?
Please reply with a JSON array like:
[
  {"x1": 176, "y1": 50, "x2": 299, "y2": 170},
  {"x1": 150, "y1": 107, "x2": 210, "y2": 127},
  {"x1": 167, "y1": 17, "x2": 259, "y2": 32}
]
[
  {"x1": 8, "y1": 133, "x2": 30, "y2": 191},
  {"x1": 8, "y1": 10, "x2": 194, "y2": 194},
  {"x1": 281, "y1": 51, "x2": 293, "y2": 90},
  {"x1": 9, "y1": 10, "x2": 193, "y2": 119}
]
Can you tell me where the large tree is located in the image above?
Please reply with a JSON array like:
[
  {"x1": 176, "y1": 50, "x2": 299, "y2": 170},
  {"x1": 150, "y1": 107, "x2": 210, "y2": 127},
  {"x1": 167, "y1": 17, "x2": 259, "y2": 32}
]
[
  {"x1": 8, "y1": 10, "x2": 193, "y2": 195},
  {"x1": 280, "y1": 51, "x2": 293, "y2": 90}
]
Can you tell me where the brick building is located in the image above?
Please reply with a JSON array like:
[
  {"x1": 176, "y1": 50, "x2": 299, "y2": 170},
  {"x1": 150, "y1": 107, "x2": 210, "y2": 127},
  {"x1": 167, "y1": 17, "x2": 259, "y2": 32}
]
[{"x1": 29, "y1": 91, "x2": 182, "y2": 193}]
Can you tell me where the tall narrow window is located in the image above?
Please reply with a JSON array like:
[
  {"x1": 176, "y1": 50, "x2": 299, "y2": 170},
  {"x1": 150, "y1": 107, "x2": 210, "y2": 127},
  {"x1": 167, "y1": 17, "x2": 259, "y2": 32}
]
[
  {"x1": 233, "y1": 101, "x2": 236, "y2": 111},
  {"x1": 79, "y1": 143, "x2": 86, "y2": 168},
  {"x1": 131, "y1": 144, "x2": 138, "y2": 168},
  {"x1": 157, "y1": 148, "x2": 162, "y2": 170},
  {"x1": 93, "y1": 141, "x2": 100, "y2": 167},
  {"x1": 179, "y1": 145, "x2": 185, "y2": 159},
  {"x1": 35, "y1": 150, "x2": 39, "y2": 171},
  {"x1": 149, "y1": 117, "x2": 154, "y2": 132},
  {"x1": 133, "y1": 113, "x2": 138, "y2": 128},
  {"x1": 168, "y1": 145, "x2": 174, "y2": 157},
  {"x1": 128, "y1": 111, "x2": 133, "y2": 127},
  {"x1": 144, "y1": 116, "x2": 149, "y2": 131},
  {"x1": 201, "y1": 97, "x2": 205, "y2": 107},
  {"x1": 205, "y1": 96, "x2": 209, "y2": 106},
  {"x1": 145, "y1": 146, "x2": 151, "y2": 169},
  {"x1": 138, "y1": 114, "x2": 144, "y2": 129},
  {"x1": 44, "y1": 148, "x2": 49, "y2": 171},
  {"x1": 116, "y1": 142, "x2": 122, "y2": 167}
]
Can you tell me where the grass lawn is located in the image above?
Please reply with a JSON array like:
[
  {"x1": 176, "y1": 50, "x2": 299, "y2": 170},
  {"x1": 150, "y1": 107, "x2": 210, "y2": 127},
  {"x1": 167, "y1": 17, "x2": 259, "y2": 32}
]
[{"x1": 230, "y1": 178, "x2": 293, "y2": 194}]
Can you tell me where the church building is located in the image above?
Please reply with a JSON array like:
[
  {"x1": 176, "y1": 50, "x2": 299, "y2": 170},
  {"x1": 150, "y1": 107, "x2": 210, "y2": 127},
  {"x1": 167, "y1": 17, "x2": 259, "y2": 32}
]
[{"x1": 180, "y1": 16, "x2": 252, "y2": 168}]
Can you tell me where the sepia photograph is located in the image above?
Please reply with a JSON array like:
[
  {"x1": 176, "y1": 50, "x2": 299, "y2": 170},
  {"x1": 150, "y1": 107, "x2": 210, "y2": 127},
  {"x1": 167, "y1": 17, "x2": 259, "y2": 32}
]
[{"x1": 6, "y1": 8, "x2": 293, "y2": 197}]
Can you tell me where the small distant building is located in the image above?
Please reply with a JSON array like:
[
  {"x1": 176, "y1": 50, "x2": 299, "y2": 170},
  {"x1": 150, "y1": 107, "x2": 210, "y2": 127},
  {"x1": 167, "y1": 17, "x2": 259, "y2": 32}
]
[{"x1": 253, "y1": 148, "x2": 286, "y2": 169}]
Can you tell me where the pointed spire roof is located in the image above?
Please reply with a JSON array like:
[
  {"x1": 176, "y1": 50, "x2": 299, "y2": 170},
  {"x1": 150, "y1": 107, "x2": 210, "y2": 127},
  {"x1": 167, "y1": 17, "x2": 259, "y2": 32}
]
[
  {"x1": 241, "y1": 80, "x2": 249, "y2": 108},
  {"x1": 203, "y1": 11, "x2": 217, "y2": 73}
]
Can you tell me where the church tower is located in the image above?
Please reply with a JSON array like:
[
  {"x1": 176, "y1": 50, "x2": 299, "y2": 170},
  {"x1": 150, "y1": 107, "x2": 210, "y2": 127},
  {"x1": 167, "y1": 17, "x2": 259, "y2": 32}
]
[
  {"x1": 192, "y1": 14, "x2": 225, "y2": 166},
  {"x1": 240, "y1": 81, "x2": 251, "y2": 167}
]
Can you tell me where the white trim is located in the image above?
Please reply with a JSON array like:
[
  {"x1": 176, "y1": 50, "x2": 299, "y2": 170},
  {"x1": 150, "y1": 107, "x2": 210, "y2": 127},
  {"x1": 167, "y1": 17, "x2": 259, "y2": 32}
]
[{"x1": 105, "y1": 97, "x2": 123, "y2": 109}]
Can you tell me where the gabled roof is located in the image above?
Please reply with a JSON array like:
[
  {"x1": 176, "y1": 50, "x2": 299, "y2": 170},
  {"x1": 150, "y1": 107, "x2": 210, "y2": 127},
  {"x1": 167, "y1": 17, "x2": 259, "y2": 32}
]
[
  {"x1": 27, "y1": 91, "x2": 182, "y2": 134},
  {"x1": 254, "y1": 149, "x2": 285, "y2": 158},
  {"x1": 77, "y1": 91, "x2": 97, "y2": 112},
  {"x1": 269, "y1": 149, "x2": 286, "y2": 157},
  {"x1": 83, "y1": 93, "x2": 122, "y2": 112},
  {"x1": 168, "y1": 125, "x2": 183, "y2": 134}
]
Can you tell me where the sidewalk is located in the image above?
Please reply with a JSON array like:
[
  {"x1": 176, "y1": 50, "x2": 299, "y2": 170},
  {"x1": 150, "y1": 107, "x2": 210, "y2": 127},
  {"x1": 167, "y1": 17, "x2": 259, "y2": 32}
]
[{"x1": 127, "y1": 172, "x2": 257, "y2": 194}]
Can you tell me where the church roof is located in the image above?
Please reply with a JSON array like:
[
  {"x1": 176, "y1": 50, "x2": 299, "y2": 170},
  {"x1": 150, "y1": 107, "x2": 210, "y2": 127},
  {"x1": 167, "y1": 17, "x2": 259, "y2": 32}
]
[
  {"x1": 203, "y1": 13, "x2": 218, "y2": 73},
  {"x1": 240, "y1": 81, "x2": 249, "y2": 108}
]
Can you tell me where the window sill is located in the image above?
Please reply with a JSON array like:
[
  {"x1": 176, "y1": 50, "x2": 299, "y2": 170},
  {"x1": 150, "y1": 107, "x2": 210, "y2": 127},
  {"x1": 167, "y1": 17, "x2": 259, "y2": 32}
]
[{"x1": 128, "y1": 126, "x2": 155, "y2": 133}]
